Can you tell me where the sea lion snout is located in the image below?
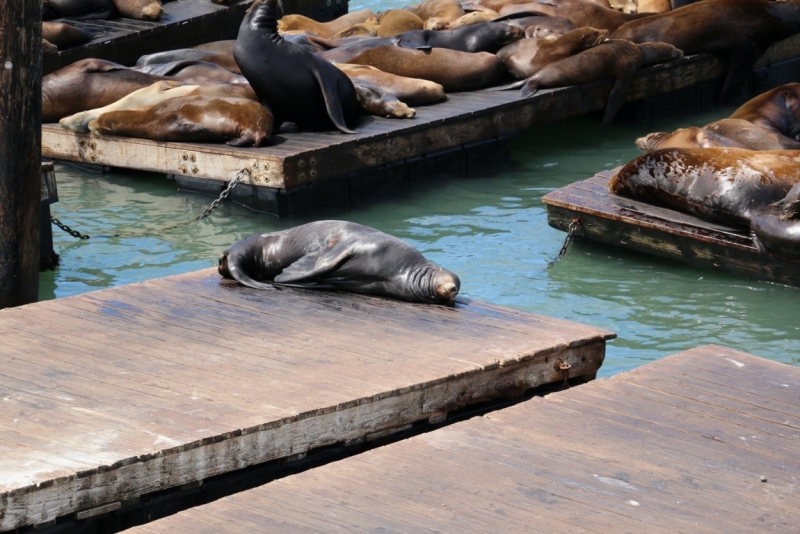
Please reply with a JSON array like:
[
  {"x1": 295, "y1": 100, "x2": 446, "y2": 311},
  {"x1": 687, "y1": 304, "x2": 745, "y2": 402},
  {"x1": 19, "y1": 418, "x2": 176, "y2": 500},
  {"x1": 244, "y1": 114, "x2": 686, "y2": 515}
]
[
  {"x1": 218, "y1": 251, "x2": 231, "y2": 278},
  {"x1": 433, "y1": 271, "x2": 461, "y2": 302}
]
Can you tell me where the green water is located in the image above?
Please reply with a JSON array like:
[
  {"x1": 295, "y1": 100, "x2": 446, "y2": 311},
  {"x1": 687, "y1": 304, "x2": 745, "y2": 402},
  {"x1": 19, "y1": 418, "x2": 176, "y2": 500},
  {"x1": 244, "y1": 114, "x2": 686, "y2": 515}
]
[{"x1": 42, "y1": 102, "x2": 800, "y2": 377}]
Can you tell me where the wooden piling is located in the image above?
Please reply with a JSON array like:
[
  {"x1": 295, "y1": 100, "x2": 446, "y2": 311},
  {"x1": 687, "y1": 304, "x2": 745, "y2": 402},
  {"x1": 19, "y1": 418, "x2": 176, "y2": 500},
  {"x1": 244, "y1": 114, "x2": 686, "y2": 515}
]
[{"x1": 0, "y1": 0, "x2": 42, "y2": 307}]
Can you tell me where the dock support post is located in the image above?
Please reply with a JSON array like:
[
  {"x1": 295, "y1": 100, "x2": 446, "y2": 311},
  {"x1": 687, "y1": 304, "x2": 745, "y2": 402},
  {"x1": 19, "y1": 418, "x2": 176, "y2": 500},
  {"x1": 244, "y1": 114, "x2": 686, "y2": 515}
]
[{"x1": 0, "y1": 0, "x2": 42, "y2": 308}]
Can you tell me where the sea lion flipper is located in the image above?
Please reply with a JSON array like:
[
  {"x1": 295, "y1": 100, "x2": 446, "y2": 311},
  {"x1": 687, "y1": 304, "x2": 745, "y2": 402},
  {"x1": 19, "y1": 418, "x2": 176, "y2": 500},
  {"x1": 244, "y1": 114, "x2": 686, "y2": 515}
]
[
  {"x1": 602, "y1": 76, "x2": 634, "y2": 126},
  {"x1": 275, "y1": 246, "x2": 355, "y2": 284},
  {"x1": 487, "y1": 79, "x2": 526, "y2": 91},
  {"x1": 312, "y1": 65, "x2": 359, "y2": 134}
]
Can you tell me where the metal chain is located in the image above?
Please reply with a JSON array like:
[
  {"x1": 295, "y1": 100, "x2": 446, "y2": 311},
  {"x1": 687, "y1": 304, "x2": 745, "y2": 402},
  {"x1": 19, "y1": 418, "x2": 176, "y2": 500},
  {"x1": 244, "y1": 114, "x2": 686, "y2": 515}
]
[
  {"x1": 556, "y1": 218, "x2": 582, "y2": 260},
  {"x1": 51, "y1": 168, "x2": 250, "y2": 240},
  {"x1": 51, "y1": 217, "x2": 91, "y2": 239}
]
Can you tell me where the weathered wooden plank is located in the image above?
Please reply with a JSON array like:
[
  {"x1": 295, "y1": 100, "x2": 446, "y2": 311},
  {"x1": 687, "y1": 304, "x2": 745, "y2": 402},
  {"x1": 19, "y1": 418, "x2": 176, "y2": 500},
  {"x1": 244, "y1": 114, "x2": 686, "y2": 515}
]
[
  {"x1": 0, "y1": 268, "x2": 612, "y2": 530},
  {"x1": 124, "y1": 345, "x2": 800, "y2": 534}
]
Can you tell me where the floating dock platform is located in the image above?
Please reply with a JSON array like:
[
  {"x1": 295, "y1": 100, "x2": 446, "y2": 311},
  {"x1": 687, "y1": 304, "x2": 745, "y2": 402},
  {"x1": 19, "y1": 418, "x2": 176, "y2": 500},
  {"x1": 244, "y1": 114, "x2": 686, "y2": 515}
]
[
  {"x1": 42, "y1": 34, "x2": 800, "y2": 217},
  {"x1": 0, "y1": 269, "x2": 614, "y2": 530},
  {"x1": 44, "y1": 0, "x2": 348, "y2": 75},
  {"x1": 543, "y1": 170, "x2": 800, "y2": 288},
  {"x1": 124, "y1": 345, "x2": 800, "y2": 532}
]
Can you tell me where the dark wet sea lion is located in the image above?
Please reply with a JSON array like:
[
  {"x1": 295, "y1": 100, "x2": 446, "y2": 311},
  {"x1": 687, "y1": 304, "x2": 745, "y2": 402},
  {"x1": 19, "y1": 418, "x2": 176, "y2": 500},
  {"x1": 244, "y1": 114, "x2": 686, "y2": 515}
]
[
  {"x1": 405, "y1": 0, "x2": 466, "y2": 30},
  {"x1": 501, "y1": 26, "x2": 608, "y2": 80},
  {"x1": 88, "y1": 95, "x2": 273, "y2": 147},
  {"x1": 42, "y1": 22, "x2": 93, "y2": 49},
  {"x1": 137, "y1": 49, "x2": 241, "y2": 74},
  {"x1": 113, "y1": 0, "x2": 162, "y2": 20},
  {"x1": 133, "y1": 60, "x2": 247, "y2": 84},
  {"x1": 750, "y1": 183, "x2": 800, "y2": 258},
  {"x1": 704, "y1": 119, "x2": 800, "y2": 151},
  {"x1": 394, "y1": 22, "x2": 523, "y2": 53},
  {"x1": 501, "y1": 0, "x2": 653, "y2": 32},
  {"x1": 347, "y1": 46, "x2": 505, "y2": 92},
  {"x1": 609, "y1": 148, "x2": 800, "y2": 227},
  {"x1": 336, "y1": 63, "x2": 447, "y2": 106},
  {"x1": 729, "y1": 83, "x2": 800, "y2": 141},
  {"x1": 351, "y1": 78, "x2": 416, "y2": 118},
  {"x1": 42, "y1": 58, "x2": 169, "y2": 123},
  {"x1": 277, "y1": 9, "x2": 377, "y2": 38},
  {"x1": 43, "y1": 0, "x2": 116, "y2": 20},
  {"x1": 612, "y1": 0, "x2": 800, "y2": 102},
  {"x1": 635, "y1": 127, "x2": 750, "y2": 152},
  {"x1": 377, "y1": 9, "x2": 425, "y2": 37},
  {"x1": 519, "y1": 40, "x2": 682, "y2": 124},
  {"x1": 218, "y1": 221, "x2": 460, "y2": 304},
  {"x1": 234, "y1": 0, "x2": 360, "y2": 133}
]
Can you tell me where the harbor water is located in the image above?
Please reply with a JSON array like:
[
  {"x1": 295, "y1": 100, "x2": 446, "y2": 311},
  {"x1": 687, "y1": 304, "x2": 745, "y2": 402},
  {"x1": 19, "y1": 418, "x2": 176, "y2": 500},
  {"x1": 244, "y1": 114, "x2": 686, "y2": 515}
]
[{"x1": 40, "y1": 0, "x2": 800, "y2": 376}]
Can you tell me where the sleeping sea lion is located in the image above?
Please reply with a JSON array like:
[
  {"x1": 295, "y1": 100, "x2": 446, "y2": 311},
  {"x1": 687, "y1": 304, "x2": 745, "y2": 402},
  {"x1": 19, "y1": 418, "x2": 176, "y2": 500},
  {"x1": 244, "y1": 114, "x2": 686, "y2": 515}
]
[
  {"x1": 277, "y1": 9, "x2": 377, "y2": 38},
  {"x1": 609, "y1": 148, "x2": 800, "y2": 227},
  {"x1": 335, "y1": 64, "x2": 447, "y2": 106},
  {"x1": 635, "y1": 127, "x2": 749, "y2": 152},
  {"x1": 351, "y1": 78, "x2": 416, "y2": 118},
  {"x1": 331, "y1": 18, "x2": 380, "y2": 39},
  {"x1": 218, "y1": 221, "x2": 461, "y2": 304},
  {"x1": 42, "y1": 22, "x2": 94, "y2": 49},
  {"x1": 448, "y1": 11, "x2": 499, "y2": 28},
  {"x1": 113, "y1": 0, "x2": 162, "y2": 20},
  {"x1": 729, "y1": 83, "x2": 800, "y2": 141},
  {"x1": 501, "y1": 0, "x2": 654, "y2": 32},
  {"x1": 405, "y1": 0, "x2": 466, "y2": 30},
  {"x1": 88, "y1": 95, "x2": 274, "y2": 147},
  {"x1": 137, "y1": 49, "x2": 241, "y2": 74},
  {"x1": 394, "y1": 22, "x2": 523, "y2": 53},
  {"x1": 704, "y1": 119, "x2": 800, "y2": 151},
  {"x1": 133, "y1": 60, "x2": 247, "y2": 84},
  {"x1": 377, "y1": 9, "x2": 425, "y2": 37},
  {"x1": 499, "y1": 26, "x2": 608, "y2": 80},
  {"x1": 234, "y1": 0, "x2": 361, "y2": 133}
]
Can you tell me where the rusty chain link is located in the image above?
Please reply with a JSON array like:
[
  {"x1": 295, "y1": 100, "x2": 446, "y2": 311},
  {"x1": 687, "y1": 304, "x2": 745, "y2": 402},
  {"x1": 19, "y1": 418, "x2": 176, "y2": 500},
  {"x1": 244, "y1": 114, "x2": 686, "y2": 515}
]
[
  {"x1": 51, "y1": 168, "x2": 250, "y2": 240},
  {"x1": 556, "y1": 218, "x2": 582, "y2": 260}
]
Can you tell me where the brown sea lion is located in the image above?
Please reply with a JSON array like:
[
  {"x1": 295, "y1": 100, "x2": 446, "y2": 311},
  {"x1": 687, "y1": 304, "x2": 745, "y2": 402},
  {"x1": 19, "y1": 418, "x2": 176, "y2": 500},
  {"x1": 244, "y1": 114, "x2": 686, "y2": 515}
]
[
  {"x1": 317, "y1": 37, "x2": 399, "y2": 64},
  {"x1": 377, "y1": 9, "x2": 425, "y2": 37},
  {"x1": 729, "y1": 83, "x2": 800, "y2": 141},
  {"x1": 42, "y1": 39, "x2": 59, "y2": 55},
  {"x1": 133, "y1": 60, "x2": 247, "y2": 85},
  {"x1": 218, "y1": 221, "x2": 460, "y2": 304},
  {"x1": 351, "y1": 78, "x2": 416, "y2": 118},
  {"x1": 635, "y1": 127, "x2": 750, "y2": 152},
  {"x1": 609, "y1": 148, "x2": 800, "y2": 227},
  {"x1": 113, "y1": 0, "x2": 162, "y2": 20},
  {"x1": 622, "y1": 0, "x2": 671, "y2": 13},
  {"x1": 42, "y1": 22, "x2": 93, "y2": 49},
  {"x1": 518, "y1": 40, "x2": 682, "y2": 123},
  {"x1": 137, "y1": 49, "x2": 241, "y2": 74},
  {"x1": 336, "y1": 64, "x2": 447, "y2": 106},
  {"x1": 192, "y1": 40, "x2": 235, "y2": 55},
  {"x1": 500, "y1": 0, "x2": 653, "y2": 32},
  {"x1": 491, "y1": 12, "x2": 576, "y2": 39},
  {"x1": 405, "y1": 0, "x2": 466, "y2": 30},
  {"x1": 750, "y1": 183, "x2": 800, "y2": 258},
  {"x1": 347, "y1": 46, "x2": 505, "y2": 92},
  {"x1": 277, "y1": 9, "x2": 377, "y2": 38},
  {"x1": 502, "y1": 26, "x2": 608, "y2": 80},
  {"x1": 703, "y1": 119, "x2": 800, "y2": 151},
  {"x1": 89, "y1": 95, "x2": 274, "y2": 147},
  {"x1": 42, "y1": 59, "x2": 169, "y2": 123},
  {"x1": 332, "y1": 18, "x2": 380, "y2": 39},
  {"x1": 448, "y1": 11, "x2": 499, "y2": 28},
  {"x1": 611, "y1": 0, "x2": 800, "y2": 102},
  {"x1": 43, "y1": 0, "x2": 116, "y2": 20}
]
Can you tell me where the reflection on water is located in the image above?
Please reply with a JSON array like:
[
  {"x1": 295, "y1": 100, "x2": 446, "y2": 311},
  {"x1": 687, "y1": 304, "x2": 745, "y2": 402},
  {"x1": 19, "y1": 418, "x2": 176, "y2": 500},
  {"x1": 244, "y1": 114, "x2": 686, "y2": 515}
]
[{"x1": 42, "y1": 94, "x2": 800, "y2": 377}]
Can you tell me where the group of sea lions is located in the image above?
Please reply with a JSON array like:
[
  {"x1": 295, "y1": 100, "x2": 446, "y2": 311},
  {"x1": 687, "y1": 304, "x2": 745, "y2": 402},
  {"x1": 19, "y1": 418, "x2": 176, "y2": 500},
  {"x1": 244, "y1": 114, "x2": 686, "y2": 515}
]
[
  {"x1": 44, "y1": 0, "x2": 800, "y2": 146},
  {"x1": 610, "y1": 83, "x2": 800, "y2": 259}
]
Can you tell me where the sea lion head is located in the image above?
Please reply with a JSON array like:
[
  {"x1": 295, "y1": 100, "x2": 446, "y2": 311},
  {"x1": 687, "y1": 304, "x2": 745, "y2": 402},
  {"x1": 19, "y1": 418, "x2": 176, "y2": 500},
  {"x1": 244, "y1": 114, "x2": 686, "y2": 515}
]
[
  {"x1": 635, "y1": 132, "x2": 670, "y2": 152},
  {"x1": 430, "y1": 267, "x2": 461, "y2": 303},
  {"x1": 778, "y1": 182, "x2": 800, "y2": 221},
  {"x1": 637, "y1": 42, "x2": 683, "y2": 67},
  {"x1": 578, "y1": 27, "x2": 609, "y2": 48},
  {"x1": 218, "y1": 250, "x2": 232, "y2": 278}
]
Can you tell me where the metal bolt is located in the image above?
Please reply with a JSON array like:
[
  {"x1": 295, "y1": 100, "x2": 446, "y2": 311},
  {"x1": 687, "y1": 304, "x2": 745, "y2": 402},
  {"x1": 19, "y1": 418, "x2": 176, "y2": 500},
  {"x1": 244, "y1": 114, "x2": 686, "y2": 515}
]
[
  {"x1": 252, "y1": 161, "x2": 259, "y2": 169},
  {"x1": 179, "y1": 165, "x2": 187, "y2": 174},
  {"x1": 78, "y1": 140, "x2": 86, "y2": 147},
  {"x1": 89, "y1": 141, "x2": 96, "y2": 149},
  {"x1": 299, "y1": 172, "x2": 306, "y2": 182},
  {"x1": 90, "y1": 155, "x2": 97, "y2": 162},
  {"x1": 182, "y1": 153, "x2": 188, "y2": 160},
  {"x1": 190, "y1": 154, "x2": 196, "y2": 162},
  {"x1": 309, "y1": 157, "x2": 316, "y2": 166},
  {"x1": 4, "y1": 61, "x2": 12, "y2": 70},
  {"x1": 191, "y1": 165, "x2": 199, "y2": 174},
  {"x1": 298, "y1": 160, "x2": 305, "y2": 168},
  {"x1": 760, "y1": 476, "x2": 767, "y2": 482},
  {"x1": 310, "y1": 169, "x2": 317, "y2": 178}
]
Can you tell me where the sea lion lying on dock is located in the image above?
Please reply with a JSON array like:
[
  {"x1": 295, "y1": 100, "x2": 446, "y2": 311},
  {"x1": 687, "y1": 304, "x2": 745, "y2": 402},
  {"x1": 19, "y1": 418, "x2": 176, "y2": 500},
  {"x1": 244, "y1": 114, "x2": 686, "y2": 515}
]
[
  {"x1": 89, "y1": 95, "x2": 274, "y2": 147},
  {"x1": 137, "y1": 49, "x2": 241, "y2": 74},
  {"x1": 609, "y1": 148, "x2": 800, "y2": 227},
  {"x1": 351, "y1": 78, "x2": 416, "y2": 118},
  {"x1": 499, "y1": 26, "x2": 608, "y2": 80},
  {"x1": 113, "y1": 0, "x2": 163, "y2": 20},
  {"x1": 336, "y1": 64, "x2": 447, "y2": 106},
  {"x1": 133, "y1": 60, "x2": 248, "y2": 85},
  {"x1": 501, "y1": 0, "x2": 654, "y2": 32},
  {"x1": 393, "y1": 22, "x2": 524, "y2": 53},
  {"x1": 635, "y1": 127, "x2": 750, "y2": 152},
  {"x1": 377, "y1": 9, "x2": 425, "y2": 37},
  {"x1": 729, "y1": 83, "x2": 800, "y2": 142},
  {"x1": 42, "y1": 58, "x2": 169, "y2": 123},
  {"x1": 277, "y1": 9, "x2": 377, "y2": 38},
  {"x1": 218, "y1": 221, "x2": 461, "y2": 304},
  {"x1": 42, "y1": 22, "x2": 94, "y2": 50},
  {"x1": 405, "y1": 0, "x2": 466, "y2": 30}
]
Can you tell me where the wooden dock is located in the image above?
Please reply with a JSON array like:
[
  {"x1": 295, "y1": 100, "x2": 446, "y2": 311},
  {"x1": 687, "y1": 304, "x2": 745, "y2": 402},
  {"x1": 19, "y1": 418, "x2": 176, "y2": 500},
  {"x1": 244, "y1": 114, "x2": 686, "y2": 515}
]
[
  {"x1": 0, "y1": 268, "x2": 614, "y2": 531},
  {"x1": 543, "y1": 170, "x2": 800, "y2": 288},
  {"x1": 123, "y1": 345, "x2": 800, "y2": 533},
  {"x1": 41, "y1": 34, "x2": 800, "y2": 216},
  {"x1": 44, "y1": 0, "x2": 348, "y2": 75}
]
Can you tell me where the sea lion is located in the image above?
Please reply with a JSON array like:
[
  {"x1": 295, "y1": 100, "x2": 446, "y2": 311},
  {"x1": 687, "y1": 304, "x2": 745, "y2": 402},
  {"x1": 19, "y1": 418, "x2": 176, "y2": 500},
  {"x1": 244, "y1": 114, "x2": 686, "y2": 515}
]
[
  {"x1": 611, "y1": 0, "x2": 800, "y2": 102},
  {"x1": 405, "y1": 0, "x2": 466, "y2": 30},
  {"x1": 43, "y1": 0, "x2": 116, "y2": 19},
  {"x1": 448, "y1": 11, "x2": 499, "y2": 28},
  {"x1": 394, "y1": 22, "x2": 523, "y2": 53},
  {"x1": 331, "y1": 18, "x2": 380, "y2": 39},
  {"x1": 317, "y1": 37, "x2": 399, "y2": 64},
  {"x1": 501, "y1": 26, "x2": 608, "y2": 80},
  {"x1": 750, "y1": 183, "x2": 800, "y2": 258},
  {"x1": 347, "y1": 46, "x2": 505, "y2": 92},
  {"x1": 622, "y1": 0, "x2": 671, "y2": 13},
  {"x1": 704, "y1": 119, "x2": 800, "y2": 150},
  {"x1": 192, "y1": 40, "x2": 236, "y2": 55},
  {"x1": 518, "y1": 40, "x2": 682, "y2": 124},
  {"x1": 88, "y1": 95, "x2": 274, "y2": 147},
  {"x1": 351, "y1": 78, "x2": 416, "y2": 118},
  {"x1": 42, "y1": 22, "x2": 93, "y2": 49},
  {"x1": 277, "y1": 9, "x2": 377, "y2": 38},
  {"x1": 609, "y1": 148, "x2": 800, "y2": 227},
  {"x1": 491, "y1": 12, "x2": 575, "y2": 39},
  {"x1": 234, "y1": 0, "x2": 361, "y2": 134},
  {"x1": 729, "y1": 83, "x2": 800, "y2": 141},
  {"x1": 377, "y1": 9, "x2": 425, "y2": 37},
  {"x1": 137, "y1": 49, "x2": 241, "y2": 74},
  {"x1": 133, "y1": 60, "x2": 247, "y2": 84},
  {"x1": 635, "y1": 127, "x2": 750, "y2": 152},
  {"x1": 336, "y1": 64, "x2": 447, "y2": 106},
  {"x1": 42, "y1": 58, "x2": 169, "y2": 123},
  {"x1": 218, "y1": 221, "x2": 461, "y2": 304},
  {"x1": 42, "y1": 39, "x2": 59, "y2": 55},
  {"x1": 500, "y1": 0, "x2": 653, "y2": 32},
  {"x1": 113, "y1": 0, "x2": 162, "y2": 20}
]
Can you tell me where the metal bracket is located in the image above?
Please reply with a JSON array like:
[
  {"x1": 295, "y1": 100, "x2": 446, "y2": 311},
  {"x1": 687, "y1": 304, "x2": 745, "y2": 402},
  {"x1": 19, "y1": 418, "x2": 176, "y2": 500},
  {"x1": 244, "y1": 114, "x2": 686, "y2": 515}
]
[{"x1": 556, "y1": 359, "x2": 572, "y2": 388}]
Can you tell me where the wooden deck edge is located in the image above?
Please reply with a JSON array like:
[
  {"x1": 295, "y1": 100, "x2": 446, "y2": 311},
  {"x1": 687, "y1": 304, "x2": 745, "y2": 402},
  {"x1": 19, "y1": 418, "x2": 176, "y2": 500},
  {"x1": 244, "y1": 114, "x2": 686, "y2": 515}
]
[{"x1": 0, "y1": 339, "x2": 608, "y2": 530}]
